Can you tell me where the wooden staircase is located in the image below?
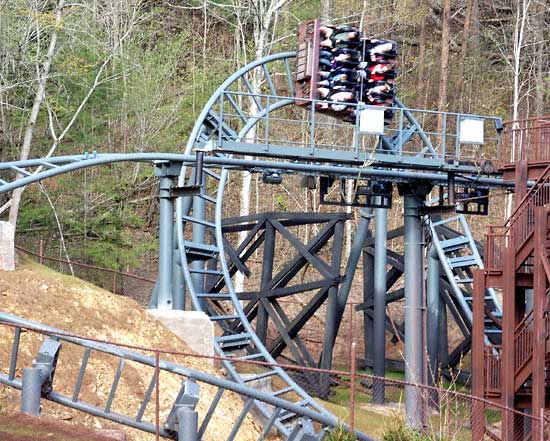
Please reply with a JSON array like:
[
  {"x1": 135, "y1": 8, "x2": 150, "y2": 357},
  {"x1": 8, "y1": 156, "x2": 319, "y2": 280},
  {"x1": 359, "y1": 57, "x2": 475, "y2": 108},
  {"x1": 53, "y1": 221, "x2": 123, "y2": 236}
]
[{"x1": 472, "y1": 162, "x2": 550, "y2": 441}]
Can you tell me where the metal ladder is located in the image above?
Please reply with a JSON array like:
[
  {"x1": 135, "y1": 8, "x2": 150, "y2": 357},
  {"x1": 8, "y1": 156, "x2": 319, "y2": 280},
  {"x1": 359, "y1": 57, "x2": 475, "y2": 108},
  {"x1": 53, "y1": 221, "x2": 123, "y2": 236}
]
[{"x1": 428, "y1": 214, "x2": 502, "y2": 345}]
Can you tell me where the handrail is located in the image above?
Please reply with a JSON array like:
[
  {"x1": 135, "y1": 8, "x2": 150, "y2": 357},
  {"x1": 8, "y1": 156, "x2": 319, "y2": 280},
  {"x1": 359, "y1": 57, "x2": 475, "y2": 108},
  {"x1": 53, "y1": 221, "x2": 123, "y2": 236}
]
[
  {"x1": 485, "y1": 165, "x2": 550, "y2": 272},
  {"x1": 506, "y1": 164, "x2": 550, "y2": 229},
  {"x1": 514, "y1": 310, "x2": 534, "y2": 373}
]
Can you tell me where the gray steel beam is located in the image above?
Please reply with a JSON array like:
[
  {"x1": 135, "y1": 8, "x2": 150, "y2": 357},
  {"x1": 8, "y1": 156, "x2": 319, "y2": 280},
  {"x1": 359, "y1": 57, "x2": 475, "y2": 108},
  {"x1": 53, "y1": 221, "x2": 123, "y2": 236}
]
[
  {"x1": 0, "y1": 312, "x2": 374, "y2": 441},
  {"x1": 403, "y1": 193, "x2": 425, "y2": 431},
  {"x1": 178, "y1": 408, "x2": 198, "y2": 441},
  {"x1": 157, "y1": 175, "x2": 175, "y2": 309},
  {"x1": 21, "y1": 367, "x2": 46, "y2": 416},
  {"x1": 362, "y1": 244, "x2": 374, "y2": 369},
  {"x1": 373, "y1": 207, "x2": 388, "y2": 404},
  {"x1": 426, "y1": 245, "x2": 441, "y2": 407},
  {"x1": 0, "y1": 153, "x2": 514, "y2": 196},
  {"x1": 257, "y1": 221, "x2": 275, "y2": 344}
]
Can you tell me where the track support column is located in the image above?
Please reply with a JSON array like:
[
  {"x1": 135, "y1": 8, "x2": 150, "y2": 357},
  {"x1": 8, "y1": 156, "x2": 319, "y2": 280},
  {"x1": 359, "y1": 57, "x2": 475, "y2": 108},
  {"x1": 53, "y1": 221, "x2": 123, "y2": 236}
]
[
  {"x1": 426, "y1": 245, "x2": 440, "y2": 404},
  {"x1": 373, "y1": 206, "x2": 387, "y2": 404},
  {"x1": 151, "y1": 162, "x2": 182, "y2": 309},
  {"x1": 401, "y1": 185, "x2": 429, "y2": 431},
  {"x1": 177, "y1": 408, "x2": 198, "y2": 441},
  {"x1": 21, "y1": 367, "x2": 46, "y2": 416}
]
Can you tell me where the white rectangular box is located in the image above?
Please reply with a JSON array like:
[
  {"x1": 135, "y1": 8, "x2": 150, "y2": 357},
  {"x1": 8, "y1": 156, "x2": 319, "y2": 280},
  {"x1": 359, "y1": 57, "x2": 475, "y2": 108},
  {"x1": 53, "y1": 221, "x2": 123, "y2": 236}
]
[
  {"x1": 359, "y1": 107, "x2": 385, "y2": 136},
  {"x1": 459, "y1": 118, "x2": 485, "y2": 144}
]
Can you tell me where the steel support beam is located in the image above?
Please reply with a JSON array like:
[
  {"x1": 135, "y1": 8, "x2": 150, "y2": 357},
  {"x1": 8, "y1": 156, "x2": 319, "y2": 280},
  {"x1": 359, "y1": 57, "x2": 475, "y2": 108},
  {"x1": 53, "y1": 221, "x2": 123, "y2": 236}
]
[
  {"x1": 362, "y1": 244, "x2": 374, "y2": 368},
  {"x1": 373, "y1": 207, "x2": 388, "y2": 404},
  {"x1": 257, "y1": 221, "x2": 275, "y2": 343},
  {"x1": 403, "y1": 192, "x2": 425, "y2": 430},
  {"x1": 21, "y1": 367, "x2": 45, "y2": 416},
  {"x1": 157, "y1": 174, "x2": 175, "y2": 309},
  {"x1": 426, "y1": 246, "x2": 440, "y2": 406},
  {"x1": 177, "y1": 408, "x2": 198, "y2": 441},
  {"x1": 191, "y1": 169, "x2": 206, "y2": 297}
]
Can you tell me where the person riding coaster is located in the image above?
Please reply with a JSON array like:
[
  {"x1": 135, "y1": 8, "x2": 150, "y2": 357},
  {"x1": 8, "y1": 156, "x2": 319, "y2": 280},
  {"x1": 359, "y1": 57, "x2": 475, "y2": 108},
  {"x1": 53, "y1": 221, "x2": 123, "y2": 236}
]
[
  {"x1": 320, "y1": 24, "x2": 362, "y2": 48},
  {"x1": 364, "y1": 39, "x2": 398, "y2": 55}
]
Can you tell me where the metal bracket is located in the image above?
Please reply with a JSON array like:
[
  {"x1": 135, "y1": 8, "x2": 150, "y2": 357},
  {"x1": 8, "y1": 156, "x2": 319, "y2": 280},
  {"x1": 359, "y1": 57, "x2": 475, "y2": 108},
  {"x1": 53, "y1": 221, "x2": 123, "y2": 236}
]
[
  {"x1": 170, "y1": 186, "x2": 202, "y2": 197},
  {"x1": 456, "y1": 188, "x2": 489, "y2": 215},
  {"x1": 34, "y1": 337, "x2": 61, "y2": 394},
  {"x1": 164, "y1": 379, "x2": 200, "y2": 432},
  {"x1": 319, "y1": 177, "x2": 392, "y2": 208},
  {"x1": 287, "y1": 418, "x2": 324, "y2": 440}
]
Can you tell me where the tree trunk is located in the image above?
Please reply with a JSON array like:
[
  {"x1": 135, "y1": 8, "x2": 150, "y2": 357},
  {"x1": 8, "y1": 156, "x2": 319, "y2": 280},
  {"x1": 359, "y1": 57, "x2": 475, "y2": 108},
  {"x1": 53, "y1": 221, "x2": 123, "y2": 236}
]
[
  {"x1": 417, "y1": 10, "x2": 427, "y2": 107},
  {"x1": 534, "y1": 0, "x2": 546, "y2": 116},
  {"x1": 436, "y1": 0, "x2": 451, "y2": 138},
  {"x1": 320, "y1": 0, "x2": 333, "y2": 24},
  {"x1": 8, "y1": 0, "x2": 65, "y2": 227},
  {"x1": 456, "y1": 0, "x2": 474, "y2": 105}
]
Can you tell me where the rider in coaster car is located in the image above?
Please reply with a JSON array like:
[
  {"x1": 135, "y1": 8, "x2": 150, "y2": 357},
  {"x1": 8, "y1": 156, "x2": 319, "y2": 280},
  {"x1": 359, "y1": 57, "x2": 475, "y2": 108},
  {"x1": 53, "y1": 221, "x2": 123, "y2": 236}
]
[
  {"x1": 332, "y1": 47, "x2": 361, "y2": 62},
  {"x1": 320, "y1": 25, "x2": 362, "y2": 48},
  {"x1": 368, "y1": 63, "x2": 397, "y2": 75},
  {"x1": 329, "y1": 67, "x2": 359, "y2": 82},
  {"x1": 319, "y1": 49, "x2": 333, "y2": 60},
  {"x1": 369, "y1": 52, "x2": 398, "y2": 63},
  {"x1": 364, "y1": 39, "x2": 398, "y2": 55}
]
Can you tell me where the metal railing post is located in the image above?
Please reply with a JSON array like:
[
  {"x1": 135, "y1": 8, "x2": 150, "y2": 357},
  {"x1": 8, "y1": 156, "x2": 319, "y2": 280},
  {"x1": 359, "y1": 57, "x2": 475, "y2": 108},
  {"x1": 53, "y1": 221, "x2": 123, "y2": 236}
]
[
  {"x1": 310, "y1": 102, "x2": 316, "y2": 156},
  {"x1": 21, "y1": 367, "x2": 46, "y2": 416},
  {"x1": 178, "y1": 408, "x2": 198, "y2": 441},
  {"x1": 350, "y1": 341, "x2": 357, "y2": 432},
  {"x1": 265, "y1": 94, "x2": 270, "y2": 152}
]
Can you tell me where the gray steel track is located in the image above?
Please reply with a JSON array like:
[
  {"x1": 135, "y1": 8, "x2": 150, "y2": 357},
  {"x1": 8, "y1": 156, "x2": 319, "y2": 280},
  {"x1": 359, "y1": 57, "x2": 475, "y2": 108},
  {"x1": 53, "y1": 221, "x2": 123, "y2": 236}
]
[{"x1": 0, "y1": 312, "x2": 373, "y2": 440}]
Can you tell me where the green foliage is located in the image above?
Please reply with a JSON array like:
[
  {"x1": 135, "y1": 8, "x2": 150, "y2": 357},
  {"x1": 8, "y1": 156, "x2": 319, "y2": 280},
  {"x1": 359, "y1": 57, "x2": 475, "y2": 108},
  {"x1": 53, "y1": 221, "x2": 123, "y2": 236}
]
[
  {"x1": 325, "y1": 425, "x2": 357, "y2": 441},
  {"x1": 381, "y1": 417, "x2": 429, "y2": 441},
  {"x1": 275, "y1": 195, "x2": 288, "y2": 211}
]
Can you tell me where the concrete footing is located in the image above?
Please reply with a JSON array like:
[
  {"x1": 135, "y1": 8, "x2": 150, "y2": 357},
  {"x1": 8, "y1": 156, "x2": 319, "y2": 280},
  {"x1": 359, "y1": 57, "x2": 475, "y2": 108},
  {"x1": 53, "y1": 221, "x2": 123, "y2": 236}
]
[
  {"x1": 147, "y1": 310, "x2": 214, "y2": 365},
  {"x1": 0, "y1": 221, "x2": 15, "y2": 271}
]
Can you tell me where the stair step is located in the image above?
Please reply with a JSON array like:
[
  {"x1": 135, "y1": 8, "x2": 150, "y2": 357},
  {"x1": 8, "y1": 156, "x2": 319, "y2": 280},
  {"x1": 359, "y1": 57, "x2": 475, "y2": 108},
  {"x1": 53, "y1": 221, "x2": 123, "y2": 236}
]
[
  {"x1": 198, "y1": 193, "x2": 217, "y2": 204},
  {"x1": 183, "y1": 241, "x2": 219, "y2": 260},
  {"x1": 455, "y1": 278, "x2": 473, "y2": 284},
  {"x1": 431, "y1": 215, "x2": 461, "y2": 227},
  {"x1": 181, "y1": 215, "x2": 216, "y2": 228},
  {"x1": 440, "y1": 236, "x2": 470, "y2": 252},
  {"x1": 210, "y1": 314, "x2": 240, "y2": 321},
  {"x1": 464, "y1": 295, "x2": 493, "y2": 302},
  {"x1": 189, "y1": 268, "x2": 224, "y2": 276},
  {"x1": 273, "y1": 386, "x2": 295, "y2": 397},
  {"x1": 238, "y1": 353, "x2": 265, "y2": 361},
  {"x1": 278, "y1": 400, "x2": 309, "y2": 422},
  {"x1": 485, "y1": 329, "x2": 502, "y2": 334},
  {"x1": 196, "y1": 293, "x2": 232, "y2": 300},
  {"x1": 204, "y1": 168, "x2": 222, "y2": 181},
  {"x1": 448, "y1": 255, "x2": 477, "y2": 268},
  {"x1": 243, "y1": 369, "x2": 278, "y2": 383},
  {"x1": 217, "y1": 333, "x2": 251, "y2": 349}
]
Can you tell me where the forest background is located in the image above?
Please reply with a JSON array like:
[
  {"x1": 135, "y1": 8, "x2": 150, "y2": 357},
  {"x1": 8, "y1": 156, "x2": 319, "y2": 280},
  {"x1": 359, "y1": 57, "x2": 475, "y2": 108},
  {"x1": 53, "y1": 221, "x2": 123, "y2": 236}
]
[{"x1": 0, "y1": 0, "x2": 548, "y2": 300}]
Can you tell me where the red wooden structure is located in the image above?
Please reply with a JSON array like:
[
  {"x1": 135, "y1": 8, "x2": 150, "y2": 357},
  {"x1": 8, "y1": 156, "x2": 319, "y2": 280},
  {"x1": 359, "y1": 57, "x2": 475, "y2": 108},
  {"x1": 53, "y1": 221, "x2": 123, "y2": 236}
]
[{"x1": 473, "y1": 116, "x2": 550, "y2": 440}]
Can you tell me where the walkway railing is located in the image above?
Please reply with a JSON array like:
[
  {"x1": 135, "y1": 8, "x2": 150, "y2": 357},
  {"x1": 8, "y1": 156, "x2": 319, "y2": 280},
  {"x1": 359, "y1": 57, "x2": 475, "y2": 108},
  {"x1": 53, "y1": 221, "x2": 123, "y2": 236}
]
[
  {"x1": 499, "y1": 116, "x2": 550, "y2": 165},
  {"x1": 485, "y1": 164, "x2": 550, "y2": 273}
]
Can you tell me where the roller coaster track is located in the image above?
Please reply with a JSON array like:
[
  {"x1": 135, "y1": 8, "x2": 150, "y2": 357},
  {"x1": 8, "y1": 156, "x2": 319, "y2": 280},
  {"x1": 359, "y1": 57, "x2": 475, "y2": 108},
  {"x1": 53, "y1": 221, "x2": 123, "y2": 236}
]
[
  {"x1": 173, "y1": 50, "x2": 481, "y2": 437},
  {"x1": 0, "y1": 51, "x2": 510, "y2": 439},
  {"x1": 175, "y1": 52, "x2": 330, "y2": 438}
]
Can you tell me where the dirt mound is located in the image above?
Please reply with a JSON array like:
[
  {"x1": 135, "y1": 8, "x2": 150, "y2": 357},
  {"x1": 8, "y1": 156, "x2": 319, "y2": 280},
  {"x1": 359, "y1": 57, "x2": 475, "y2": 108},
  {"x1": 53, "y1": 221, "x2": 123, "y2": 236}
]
[
  {"x1": 0, "y1": 260, "x2": 265, "y2": 441},
  {"x1": 0, "y1": 412, "x2": 124, "y2": 441}
]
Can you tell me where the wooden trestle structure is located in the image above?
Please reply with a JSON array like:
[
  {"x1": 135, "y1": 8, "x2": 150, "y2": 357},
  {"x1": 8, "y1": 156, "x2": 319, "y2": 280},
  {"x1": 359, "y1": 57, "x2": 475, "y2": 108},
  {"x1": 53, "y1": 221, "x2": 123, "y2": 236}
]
[{"x1": 473, "y1": 117, "x2": 550, "y2": 441}]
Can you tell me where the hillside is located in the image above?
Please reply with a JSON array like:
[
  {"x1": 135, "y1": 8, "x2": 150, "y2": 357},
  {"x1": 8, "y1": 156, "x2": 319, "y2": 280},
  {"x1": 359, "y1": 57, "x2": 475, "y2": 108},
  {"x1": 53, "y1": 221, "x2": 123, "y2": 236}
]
[{"x1": 0, "y1": 259, "x2": 264, "y2": 441}]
